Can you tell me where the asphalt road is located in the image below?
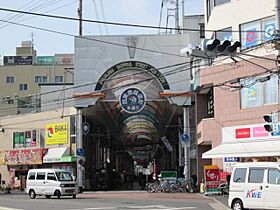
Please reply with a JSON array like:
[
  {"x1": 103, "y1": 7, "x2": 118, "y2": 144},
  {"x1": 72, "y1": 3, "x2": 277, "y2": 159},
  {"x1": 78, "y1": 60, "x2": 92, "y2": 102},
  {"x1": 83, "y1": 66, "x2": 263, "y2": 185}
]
[{"x1": 0, "y1": 191, "x2": 227, "y2": 210}]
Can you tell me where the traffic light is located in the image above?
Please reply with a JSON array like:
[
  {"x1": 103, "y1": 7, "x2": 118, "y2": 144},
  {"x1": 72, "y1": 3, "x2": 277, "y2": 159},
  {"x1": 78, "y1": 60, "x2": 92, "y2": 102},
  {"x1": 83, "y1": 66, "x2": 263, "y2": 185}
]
[
  {"x1": 263, "y1": 112, "x2": 278, "y2": 132},
  {"x1": 201, "y1": 38, "x2": 241, "y2": 57}
]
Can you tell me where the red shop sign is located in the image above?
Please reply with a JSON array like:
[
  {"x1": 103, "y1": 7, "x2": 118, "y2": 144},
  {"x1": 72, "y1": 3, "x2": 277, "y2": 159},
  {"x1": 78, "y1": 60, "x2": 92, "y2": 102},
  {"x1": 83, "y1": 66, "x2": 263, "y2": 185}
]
[
  {"x1": 236, "y1": 128, "x2": 250, "y2": 139},
  {"x1": 204, "y1": 168, "x2": 220, "y2": 182}
]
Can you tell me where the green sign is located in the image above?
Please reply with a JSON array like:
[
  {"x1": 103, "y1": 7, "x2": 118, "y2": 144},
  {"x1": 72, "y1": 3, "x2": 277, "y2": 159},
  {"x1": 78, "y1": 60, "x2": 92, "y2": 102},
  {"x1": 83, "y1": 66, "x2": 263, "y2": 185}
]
[
  {"x1": 36, "y1": 56, "x2": 54, "y2": 65},
  {"x1": 160, "y1": 171, "x2": 177, "y2": 179},
  {"x1": 60, "y1": 156, "x2": 76, "y2": 163}
]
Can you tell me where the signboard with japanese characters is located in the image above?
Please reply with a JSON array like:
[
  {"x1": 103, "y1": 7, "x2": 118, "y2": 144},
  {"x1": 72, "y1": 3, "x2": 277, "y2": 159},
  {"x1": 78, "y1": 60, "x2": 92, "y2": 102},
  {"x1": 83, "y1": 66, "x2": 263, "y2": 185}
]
[
  {"x1": 204, "y1": 165, "x2": 221, "y2": 195},
  {"x1": 46, "y1": 123, "x2": 68, "y2": 145},
  {"x1": 4, "y1": 56, "x2": 33, "y2": 65}
]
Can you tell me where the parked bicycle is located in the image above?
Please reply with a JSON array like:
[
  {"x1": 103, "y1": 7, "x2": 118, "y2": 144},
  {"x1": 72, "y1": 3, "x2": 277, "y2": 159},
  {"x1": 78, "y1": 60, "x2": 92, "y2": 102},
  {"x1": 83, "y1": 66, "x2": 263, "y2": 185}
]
[{"x1": 146, "y1": 179, "x2": 177, "y2": 193}]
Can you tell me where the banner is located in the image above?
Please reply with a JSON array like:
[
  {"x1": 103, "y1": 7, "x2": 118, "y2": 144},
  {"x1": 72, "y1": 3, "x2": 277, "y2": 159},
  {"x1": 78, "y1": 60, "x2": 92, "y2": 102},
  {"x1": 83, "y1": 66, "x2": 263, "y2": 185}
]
[
  {"x1": 46, "y1": 123, "x2": 68, "y2": 145},
  {"x1": 0, "y1": 148, "x2": 46, "y2": 165}
]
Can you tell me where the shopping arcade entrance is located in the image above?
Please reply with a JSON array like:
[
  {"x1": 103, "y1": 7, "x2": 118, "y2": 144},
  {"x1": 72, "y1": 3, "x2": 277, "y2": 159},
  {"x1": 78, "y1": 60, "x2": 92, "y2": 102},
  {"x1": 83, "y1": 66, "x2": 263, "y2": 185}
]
[{"x1": 77, "y1": 61, "x2": 191, "y2": 190}]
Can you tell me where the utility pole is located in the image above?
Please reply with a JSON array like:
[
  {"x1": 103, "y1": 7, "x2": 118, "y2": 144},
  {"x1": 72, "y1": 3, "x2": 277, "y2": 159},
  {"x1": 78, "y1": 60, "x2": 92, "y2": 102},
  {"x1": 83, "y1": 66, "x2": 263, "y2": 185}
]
[
  {"x1": 276, "y1": 0, "x2": 280, "y2": 127},
  {"x1": 175, "y1": 0, "x2": 180, "y2": 34},
  {"x1": 76, "y1": 0, "x2": 83, "y2": 192},
  {"x1": 78, "y1": 0, "x2": 83, "y2": 36},
  {"x1": 181, "y1": 0, "x2": 185, "y2": 31},
  {"x1": 183, "y1": 107, "x2": 190, "y2": 183}
]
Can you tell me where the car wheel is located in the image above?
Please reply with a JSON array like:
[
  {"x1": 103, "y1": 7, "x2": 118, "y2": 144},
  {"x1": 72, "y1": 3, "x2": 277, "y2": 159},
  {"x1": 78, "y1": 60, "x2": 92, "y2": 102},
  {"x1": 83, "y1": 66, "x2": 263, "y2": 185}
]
[
  {"x1": 45, "y1": 195, "x2": 51, "y2": 199},
  {"x1": 232, "y1": 199, "x2": 243, "y2": 210},
  {"x1": 29, "y1": 190, "x2": 36, "y2": 199},
  {"x1": 73, "y1": 194, "x2": 76, "y2": 199},
  {"x1": 55, "y1": 190, "x2": 61, "y2": 199}
]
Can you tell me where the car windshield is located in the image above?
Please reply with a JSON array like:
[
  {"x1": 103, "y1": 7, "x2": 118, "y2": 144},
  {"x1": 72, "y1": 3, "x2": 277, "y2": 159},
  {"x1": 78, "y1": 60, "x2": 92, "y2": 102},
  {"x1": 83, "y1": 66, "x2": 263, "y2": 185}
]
[{"x1": 55, "y1": 172, "x2": 73, "y2": 181}]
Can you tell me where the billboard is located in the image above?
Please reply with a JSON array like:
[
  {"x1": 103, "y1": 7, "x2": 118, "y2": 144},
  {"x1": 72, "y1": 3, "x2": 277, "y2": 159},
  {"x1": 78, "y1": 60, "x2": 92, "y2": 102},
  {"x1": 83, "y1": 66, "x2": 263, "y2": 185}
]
[
  {"x1": 54, "y1": 54, "x2": 74, "y2": 65},
  {"x1": 46, "y1": 123, "x2": 68, "y2": 145},
  {"x1": 36, "y1": 56, "x2": 54, "y2": 65},
  {"x1": 4, "y1": 56, "x2": 33, "y2": 65}
]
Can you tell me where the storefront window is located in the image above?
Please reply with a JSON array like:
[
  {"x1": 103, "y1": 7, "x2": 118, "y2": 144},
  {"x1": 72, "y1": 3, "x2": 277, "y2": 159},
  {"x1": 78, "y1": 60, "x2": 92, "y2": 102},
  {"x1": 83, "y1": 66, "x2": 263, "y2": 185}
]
[
  {"x1": 19, "y1": 132, "x2": 24, "y2": 147},
  {"x1": 13, "y1": 130, "x2": 37, "y2": 148}
]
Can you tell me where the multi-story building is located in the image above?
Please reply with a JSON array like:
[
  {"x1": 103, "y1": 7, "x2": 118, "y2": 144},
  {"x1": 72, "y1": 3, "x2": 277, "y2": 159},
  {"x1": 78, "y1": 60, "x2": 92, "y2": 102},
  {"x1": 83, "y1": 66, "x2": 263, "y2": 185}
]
[
  {"x1": 0, "y1": 41, "x2": 74, "y2": 116},
  {"x1": 196, "y1": 0, "x2": 279, "y2": 183}
]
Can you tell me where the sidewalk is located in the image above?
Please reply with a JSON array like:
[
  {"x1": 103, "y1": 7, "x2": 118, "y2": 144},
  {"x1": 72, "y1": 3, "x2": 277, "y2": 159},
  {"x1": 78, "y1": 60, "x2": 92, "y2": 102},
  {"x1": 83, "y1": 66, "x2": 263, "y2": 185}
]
[{"x1": 0, "y1": 190, "x2": 25, "y2": 195}]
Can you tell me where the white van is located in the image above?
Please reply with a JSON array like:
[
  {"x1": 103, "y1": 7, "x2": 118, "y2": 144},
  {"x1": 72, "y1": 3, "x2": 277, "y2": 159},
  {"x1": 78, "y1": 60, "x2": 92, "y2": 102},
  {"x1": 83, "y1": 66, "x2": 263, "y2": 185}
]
[
  {"x1": 228, "y1": 162, "x2": 280, "y2": 210},
  {"x1": 26, "y1": 168, "x2": 78, "y2": 199}
]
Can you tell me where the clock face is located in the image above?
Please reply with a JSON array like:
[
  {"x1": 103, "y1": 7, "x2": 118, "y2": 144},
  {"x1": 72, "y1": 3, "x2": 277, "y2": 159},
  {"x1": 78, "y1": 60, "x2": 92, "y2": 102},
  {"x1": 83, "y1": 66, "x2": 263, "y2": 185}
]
[{"x1": 119, "y1": 87, "x2": 146, "y2": 114}]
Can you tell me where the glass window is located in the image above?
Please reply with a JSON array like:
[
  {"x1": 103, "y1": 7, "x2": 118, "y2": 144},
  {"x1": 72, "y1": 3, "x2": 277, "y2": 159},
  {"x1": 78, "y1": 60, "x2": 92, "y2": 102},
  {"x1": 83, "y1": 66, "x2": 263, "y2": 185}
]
[
  {"x1": 240, "y1": 78, "x2": 262, "y2": 108},
  {"x1": 25, "y1": 131, "x2": 32, "y2": 147},
  {"x1": 13, "y1": 132, "x2": 25, "y2": 148},
  {"x1": 13, "y1": 132, "x2": 19, "y2": 148},
  {"x1": 216, "y1": 27, "x2": 233, "y2": 41},
  {"x1": 19, "y1": 132, "x2": 25, "y2": 147},
  {"x1": 47, "y1": 173, "x2": 57, "y2": 181},
  {"x1": 233, "y1": 168, "x2": 247, "y2": 183},
  {"x1": 6, "y1": 76, "x2": 14, "y2": 83},
  {"x1": 240, "y1": 17, "x2": 275, "y2": 49},
  {"x1": 215, "y1": 0, "x2": 230, "y2": 6},
  {"x1": 36, "y1": 172, "x2": 45, "y2": 180},
  {"x1": 263, "y1": 75, "x2": 278, "y2": 104},
  {"x1": 240, "y1": 75, "x2": 278, "y2": 109},
  {"x1": 19, "y1": 84, "x2": 27, "y2": 91},
  {"x1": 262, "y1": 18, "x2": 276, "y2": 41},
  {"x1": 56, "y1": 172, "x2": 73, "y2": 181},
  {"x1": 35, "y1": 76, "x2": 47, "y2": 83},
  {"x1": 55, "y1": 76, "x2": 63, "y2": 83},
  {"x1": 207, "y1": 0, "x2": 214, "y2": 21},
  {"x1": 28, "y1": 172, "x2": 36, "y2": 180},
  {"x1": 249, "y1": 168, "x2": 264, "y2": 183},
  {"x1": 199, "y1": 23, "x2": 205, "y2": 38},
  {"x1": 268, "y1": 169, "x2": 280, "y2": 184}
]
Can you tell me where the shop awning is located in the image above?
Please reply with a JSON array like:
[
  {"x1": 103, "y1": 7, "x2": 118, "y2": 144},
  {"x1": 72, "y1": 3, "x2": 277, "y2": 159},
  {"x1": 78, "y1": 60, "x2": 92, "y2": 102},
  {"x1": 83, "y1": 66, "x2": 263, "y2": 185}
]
[
  {"x1": 202, "y1": 139, "x2": 280, "y2": 159},
  {"x1": 43, "y1": 147, "x2": 70, "y2": 163}
]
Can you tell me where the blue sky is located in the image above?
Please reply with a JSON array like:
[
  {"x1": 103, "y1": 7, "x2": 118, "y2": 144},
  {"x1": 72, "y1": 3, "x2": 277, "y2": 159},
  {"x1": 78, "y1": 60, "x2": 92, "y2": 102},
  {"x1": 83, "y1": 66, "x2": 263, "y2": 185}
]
[{"x1": 0, "y1": 0, "x2": 204, "y2": 56}]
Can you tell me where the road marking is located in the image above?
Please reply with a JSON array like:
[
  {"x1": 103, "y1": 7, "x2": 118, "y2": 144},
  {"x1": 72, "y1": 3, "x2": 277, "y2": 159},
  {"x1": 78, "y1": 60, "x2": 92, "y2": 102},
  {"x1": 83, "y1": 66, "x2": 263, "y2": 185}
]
[
  {"x1": 0, "y1": 207, "x2": 23, "y2": 210},
  {"x1": 209, "y1": 203, "x2": 230, "y2": 210},
  {"x1": 71, "y1": 205, "x2": 196, "y2": 210},
  {"x1": 84, "y1": 208, "x2": 116, "y2": 210}
]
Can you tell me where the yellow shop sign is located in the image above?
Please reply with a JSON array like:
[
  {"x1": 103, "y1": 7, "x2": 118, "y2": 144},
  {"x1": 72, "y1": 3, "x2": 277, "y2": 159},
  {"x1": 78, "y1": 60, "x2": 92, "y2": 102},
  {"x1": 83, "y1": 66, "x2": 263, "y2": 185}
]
[{"x1": 46, "y1": 123, "x2": 68, "y2": 145}]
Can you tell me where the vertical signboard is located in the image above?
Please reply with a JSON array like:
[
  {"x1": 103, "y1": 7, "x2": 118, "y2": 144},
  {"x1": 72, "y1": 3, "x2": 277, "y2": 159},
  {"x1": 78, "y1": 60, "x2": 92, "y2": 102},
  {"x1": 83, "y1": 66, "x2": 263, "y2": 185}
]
[{"x1": 204, "y1": 165, "x2": 221, "y2": 195}]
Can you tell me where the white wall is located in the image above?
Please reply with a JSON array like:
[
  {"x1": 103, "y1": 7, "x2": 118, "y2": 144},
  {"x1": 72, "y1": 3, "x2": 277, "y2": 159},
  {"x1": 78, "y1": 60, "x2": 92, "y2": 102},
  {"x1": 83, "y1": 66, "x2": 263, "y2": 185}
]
[{"x1": 204, "y1": 0, "x2": 275, "y2": 39}]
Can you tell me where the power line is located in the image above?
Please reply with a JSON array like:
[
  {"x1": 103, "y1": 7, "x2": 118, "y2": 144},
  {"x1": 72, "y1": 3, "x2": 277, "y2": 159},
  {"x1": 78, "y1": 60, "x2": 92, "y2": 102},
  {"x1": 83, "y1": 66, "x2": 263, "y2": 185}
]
[
  {"x1": 0, "y1": 61, "x2": 195, "y2": 112},
  {"x1": 0, "y1": 7, "x2": 269, "y2": 33},
  {"x1": 0, "y1": 18, "x2": 187, "y2": 58},
  {"x1": 0, "y1": 38, "x2": 275, "y2": 112}
]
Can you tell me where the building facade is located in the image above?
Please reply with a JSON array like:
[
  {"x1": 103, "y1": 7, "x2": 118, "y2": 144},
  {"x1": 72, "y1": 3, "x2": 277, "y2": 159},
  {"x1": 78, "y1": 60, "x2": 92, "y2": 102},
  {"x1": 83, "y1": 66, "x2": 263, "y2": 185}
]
[
  {"x1": 0, "y1": 107, "x2": 76, "y2": 190},
  {"x1": 0, "y1": 41, "x2": 74, "y2": 116},
  {"x1": 196, "y1": 0, "x2": 279, "y2": 182}
]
